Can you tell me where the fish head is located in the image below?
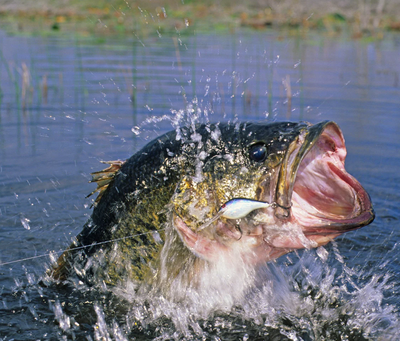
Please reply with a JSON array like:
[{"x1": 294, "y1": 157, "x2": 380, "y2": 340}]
[{"x1": 171, "y1": 121, "x2": 375, "y2": 264}]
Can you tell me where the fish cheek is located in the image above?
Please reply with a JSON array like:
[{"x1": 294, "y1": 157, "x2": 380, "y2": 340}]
[
  {"x1": 173, "y1": 216, "x2": 228, "y2": 262},
  {"x1": 171, "y1": 175, "x2": 217, "y2": 228}
]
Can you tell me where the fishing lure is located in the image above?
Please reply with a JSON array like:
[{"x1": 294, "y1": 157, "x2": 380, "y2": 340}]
[{"x1": 197, "y1": 198, "x2": 274, "y2": 231}]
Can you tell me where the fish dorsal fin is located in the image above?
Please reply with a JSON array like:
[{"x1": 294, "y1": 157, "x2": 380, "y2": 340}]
[{"x1": 86, "y1": 160, "x2": 125, "y2": 205}]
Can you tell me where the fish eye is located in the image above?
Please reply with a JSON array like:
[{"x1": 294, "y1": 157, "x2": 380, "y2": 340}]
[{"x1": 249, "y1": 143, "x2": 267, "y2": 162}]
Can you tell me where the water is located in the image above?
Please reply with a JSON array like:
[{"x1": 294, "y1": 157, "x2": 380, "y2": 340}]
[{"x1": 0, "y1": 27, "x2": 400, "y2": 340}]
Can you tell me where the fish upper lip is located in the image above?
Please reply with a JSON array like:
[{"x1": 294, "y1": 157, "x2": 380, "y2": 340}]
[{"x1": 275, "y1": 120, "x2": 375, "y2": 232}]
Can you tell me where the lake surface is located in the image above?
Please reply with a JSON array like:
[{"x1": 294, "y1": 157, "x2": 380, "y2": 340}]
[{"x1": 0, "y1": 27, "x2": 400, "y2": 340}]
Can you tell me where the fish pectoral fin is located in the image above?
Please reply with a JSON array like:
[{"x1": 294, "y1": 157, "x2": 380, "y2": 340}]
[{"x1": 86, "y1": 160, "x2": 125, "y2": 205}]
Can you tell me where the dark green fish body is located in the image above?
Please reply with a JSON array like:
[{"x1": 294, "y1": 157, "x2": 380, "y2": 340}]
[{"x1": 52, "y1": 121, "x2": 374, "y2": 289}]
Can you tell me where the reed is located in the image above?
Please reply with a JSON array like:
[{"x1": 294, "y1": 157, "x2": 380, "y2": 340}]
[
  {"x1": 42, "y1": 74, "x2": 48, "y2": 104},
  {"x1": 21, "y1": 62, "x2": 32, "y2": 109},
  {"x1": 282, "y1": 74, "x2": 292, "y2": 119},
  {"x1": 0, "y1": 51, "x2": 20, "y2": 105}
]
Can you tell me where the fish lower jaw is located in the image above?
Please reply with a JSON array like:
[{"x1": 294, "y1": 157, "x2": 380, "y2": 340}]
[{"x1": 174, "y1": 210, "x2": 322, "y2": 265}]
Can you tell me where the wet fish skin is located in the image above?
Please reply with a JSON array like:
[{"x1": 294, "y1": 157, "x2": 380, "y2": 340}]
[
  {"x1": 78, "y1": 121, "x2": 306, "y2": 251},
  {"x1": 52, "y1": 122, "x2": 305, "y2": 283},
  {"x1": 50, "y1": 121, "x2": 374, "y2": 288}
]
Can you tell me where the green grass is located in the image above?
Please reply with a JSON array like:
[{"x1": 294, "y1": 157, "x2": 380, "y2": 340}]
[{"x1": 0, "y1": 0, "x2": 399, "y2": 38}]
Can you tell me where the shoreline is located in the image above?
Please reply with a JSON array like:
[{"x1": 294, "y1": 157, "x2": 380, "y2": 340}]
[{"x1": 1, "y1": 0, "x2": 400, "y2": 38}]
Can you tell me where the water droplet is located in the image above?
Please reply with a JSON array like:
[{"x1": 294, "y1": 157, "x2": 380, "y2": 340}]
[
  {"x1": 21, "y1": 217, "x2": 30, "y2": 230},
  {"x1": 316, "y1": 246, "x2": 329, "y2": 262},
  {"x1": 131, "y1": 126, "x2": 140, "y2": 135},
  {"x1": 83, "y1": 138, "x2": 93, "y2": 145},
  {"x1": 49, "y1": 251, "x2": 58, "y2": 265},
  {"x1": 152, "y1": 231, "x2": 162, "y2": 244}
]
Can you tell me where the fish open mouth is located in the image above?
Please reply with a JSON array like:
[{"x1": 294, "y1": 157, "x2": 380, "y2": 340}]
[
  {"x1": 173, "y1": 121, "x2": 374, "y2": 262},
  {"x1": 283, "y1": 121, "x2": 375, "y2": 235}
]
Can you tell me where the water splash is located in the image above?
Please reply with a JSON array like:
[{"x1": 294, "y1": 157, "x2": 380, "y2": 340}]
[
  {"x1": 53, "y1": 301, "x2": 71, "y2": 332},
  {"x1": 71, "y1": 245, "x2": 399, "y2": 340}
]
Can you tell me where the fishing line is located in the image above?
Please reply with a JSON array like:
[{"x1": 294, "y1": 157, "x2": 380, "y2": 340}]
[
  {"x1": 1, "y1": 200, "x2": 287, "y2": 266},
  {"x1": 0, "y1": 228, "x2": 166, "y2": 267}
]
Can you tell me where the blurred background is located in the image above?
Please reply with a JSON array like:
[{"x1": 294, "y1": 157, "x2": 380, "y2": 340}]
[{"x1": 1, "y1": 0, "x2": 400, "y2": 37}]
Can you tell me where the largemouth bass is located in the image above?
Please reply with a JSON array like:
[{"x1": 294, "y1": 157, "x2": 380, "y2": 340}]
[{"x1": 51, "y1": 121, "x2": 374, "y2": 290}]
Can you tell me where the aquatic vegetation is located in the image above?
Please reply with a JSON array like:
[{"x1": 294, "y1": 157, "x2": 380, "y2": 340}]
[{"x1": 0, "y1": 0, "x2": 400, "y2": 38}]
